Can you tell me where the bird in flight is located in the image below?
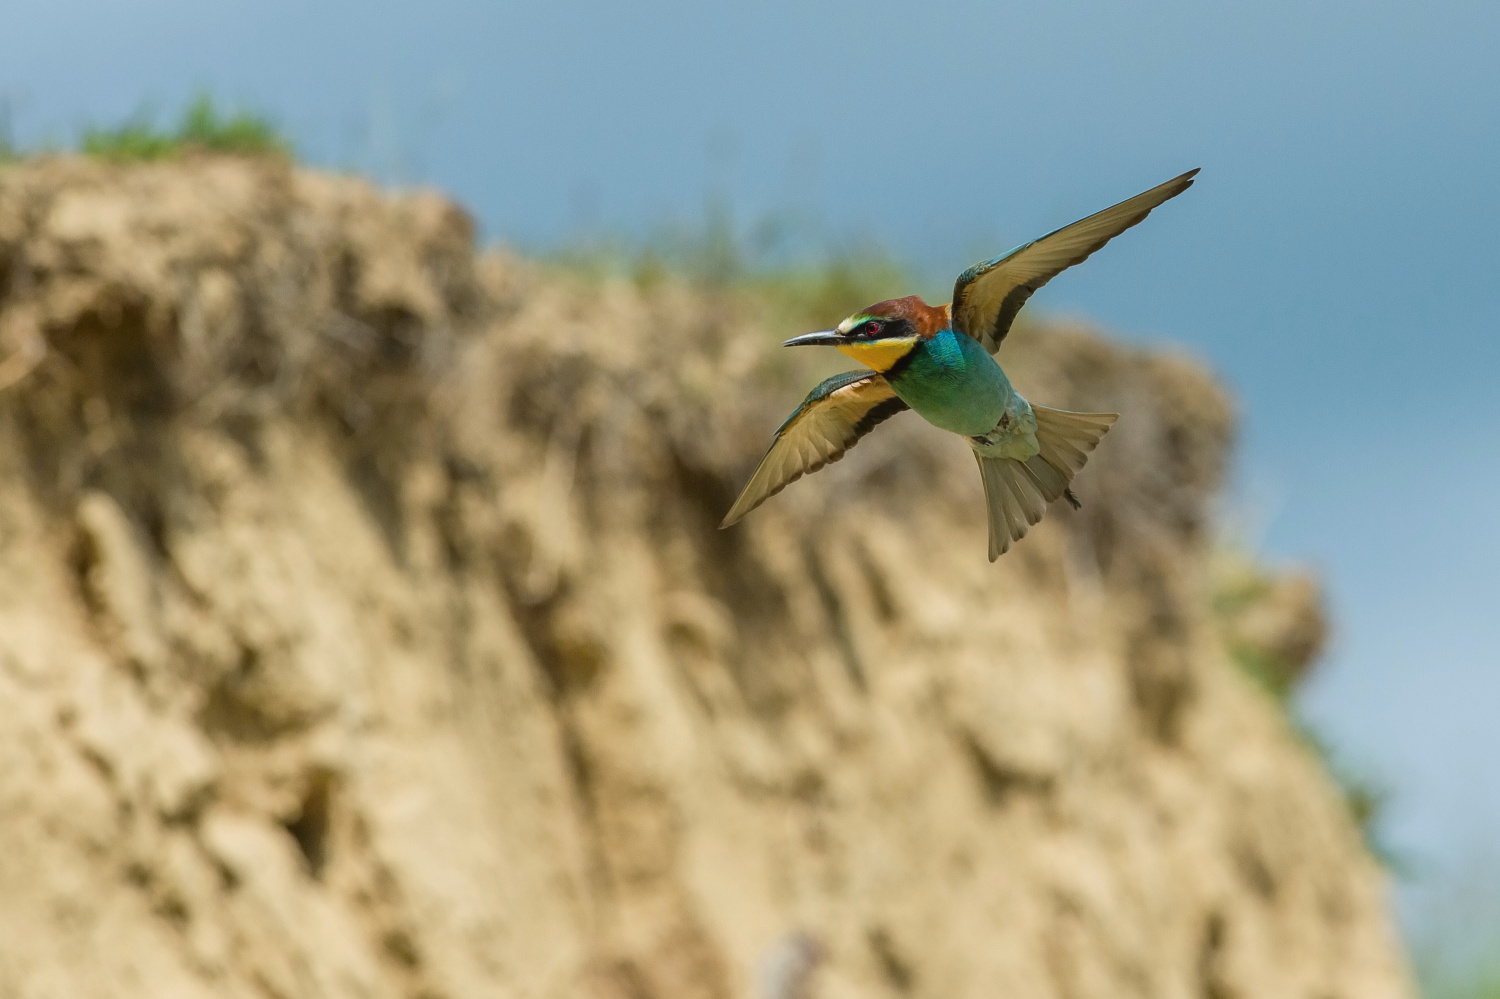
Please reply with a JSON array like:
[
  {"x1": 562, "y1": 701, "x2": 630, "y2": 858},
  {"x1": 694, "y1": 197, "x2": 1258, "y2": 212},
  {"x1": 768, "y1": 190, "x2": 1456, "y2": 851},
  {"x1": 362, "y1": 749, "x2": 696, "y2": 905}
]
[{"x1": 720, "y1": 169, "x2": 1198, "y2": 561}]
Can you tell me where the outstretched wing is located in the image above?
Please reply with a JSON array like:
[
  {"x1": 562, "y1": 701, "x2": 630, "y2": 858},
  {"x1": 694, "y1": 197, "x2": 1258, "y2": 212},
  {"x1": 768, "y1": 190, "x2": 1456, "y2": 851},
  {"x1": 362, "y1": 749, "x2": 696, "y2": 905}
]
[
  {"x1": 720, "y1": 370, "x2": 908, "y2": 528},
  {"x1": 951, "y1": 169, "x2": 1199, "y2": 353}
]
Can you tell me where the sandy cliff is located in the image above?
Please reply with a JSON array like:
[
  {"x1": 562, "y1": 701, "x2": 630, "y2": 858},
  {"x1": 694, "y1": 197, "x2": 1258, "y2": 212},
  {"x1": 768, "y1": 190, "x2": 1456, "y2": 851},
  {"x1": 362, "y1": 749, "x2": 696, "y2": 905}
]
[{"x1": 0, "y1": 157, "x2": 1411, "y2": 998}]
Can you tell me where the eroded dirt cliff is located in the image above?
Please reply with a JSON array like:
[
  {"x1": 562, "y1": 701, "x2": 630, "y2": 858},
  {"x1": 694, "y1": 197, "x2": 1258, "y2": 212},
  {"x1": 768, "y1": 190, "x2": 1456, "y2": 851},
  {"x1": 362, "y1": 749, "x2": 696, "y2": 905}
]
[{"x1": 0, "y1": 157, "x2": 1411, "y2": 999}]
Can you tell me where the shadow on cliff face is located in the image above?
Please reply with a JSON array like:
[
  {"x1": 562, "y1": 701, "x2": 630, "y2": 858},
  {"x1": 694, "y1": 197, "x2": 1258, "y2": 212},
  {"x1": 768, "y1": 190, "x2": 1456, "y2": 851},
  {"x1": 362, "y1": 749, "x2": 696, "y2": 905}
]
[{"x1": 0, "y1": 157, "x2": 1412, "y2": 999}]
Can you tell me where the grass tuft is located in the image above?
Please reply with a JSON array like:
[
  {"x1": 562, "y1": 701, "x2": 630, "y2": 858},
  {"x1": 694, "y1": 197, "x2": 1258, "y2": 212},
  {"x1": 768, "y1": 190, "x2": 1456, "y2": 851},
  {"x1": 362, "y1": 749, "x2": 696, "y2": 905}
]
[{"x1": 80, "y1": 95, "x2": 289, "y2": 162}]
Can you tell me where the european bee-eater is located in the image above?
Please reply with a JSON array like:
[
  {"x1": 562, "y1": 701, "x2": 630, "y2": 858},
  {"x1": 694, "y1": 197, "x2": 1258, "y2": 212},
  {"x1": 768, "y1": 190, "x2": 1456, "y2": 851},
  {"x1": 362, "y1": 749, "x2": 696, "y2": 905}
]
[{"x1": 721, "y1": 169, "x2": 1198, "y2": 561}]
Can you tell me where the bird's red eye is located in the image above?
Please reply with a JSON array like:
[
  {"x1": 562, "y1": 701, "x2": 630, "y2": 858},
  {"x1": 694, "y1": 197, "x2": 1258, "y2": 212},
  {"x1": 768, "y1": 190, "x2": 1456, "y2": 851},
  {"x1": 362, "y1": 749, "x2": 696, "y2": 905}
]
[{"x1": 862, "y1": 322, "x2": 880, "y2": 337}]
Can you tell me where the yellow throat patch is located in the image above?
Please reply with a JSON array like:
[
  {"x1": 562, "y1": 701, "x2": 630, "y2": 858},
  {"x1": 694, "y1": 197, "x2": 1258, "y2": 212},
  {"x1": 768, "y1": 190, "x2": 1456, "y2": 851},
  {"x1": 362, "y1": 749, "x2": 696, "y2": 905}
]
[{"x1": 836, "y1": 336, "x2": 919, "y2": 373}]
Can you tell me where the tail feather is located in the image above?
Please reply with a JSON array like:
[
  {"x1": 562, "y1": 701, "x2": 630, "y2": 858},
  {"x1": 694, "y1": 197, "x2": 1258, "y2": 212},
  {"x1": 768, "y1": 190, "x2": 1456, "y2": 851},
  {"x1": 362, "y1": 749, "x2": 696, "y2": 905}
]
[
  {"x1": 975, "y1": 406, "x2": 1118, "y2": 561},
  {"x1": 1033, "y1": 406, "x2": 1118, "y2": 478}
]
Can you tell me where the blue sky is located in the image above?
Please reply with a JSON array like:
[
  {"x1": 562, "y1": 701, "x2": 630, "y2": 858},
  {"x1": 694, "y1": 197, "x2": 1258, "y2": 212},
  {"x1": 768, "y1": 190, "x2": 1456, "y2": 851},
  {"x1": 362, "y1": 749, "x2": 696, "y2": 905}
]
[{"x1": 5, "y1": 0, "x2": 1498, "y2": 955}]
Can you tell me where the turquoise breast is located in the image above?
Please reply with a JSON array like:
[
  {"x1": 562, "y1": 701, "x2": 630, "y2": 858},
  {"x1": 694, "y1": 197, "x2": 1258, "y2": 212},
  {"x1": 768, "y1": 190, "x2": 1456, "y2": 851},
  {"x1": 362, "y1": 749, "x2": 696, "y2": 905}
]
[{"x1": 886, "y1": 329, "x2": 1013, "y2": 437}]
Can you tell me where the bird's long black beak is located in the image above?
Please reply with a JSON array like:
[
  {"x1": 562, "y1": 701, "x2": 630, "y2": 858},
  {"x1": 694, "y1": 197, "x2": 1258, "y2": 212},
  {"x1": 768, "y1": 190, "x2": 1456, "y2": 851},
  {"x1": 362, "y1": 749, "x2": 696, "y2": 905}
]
[{"x1": 782, "y1": 329, "x2": 844, "y2": 347}]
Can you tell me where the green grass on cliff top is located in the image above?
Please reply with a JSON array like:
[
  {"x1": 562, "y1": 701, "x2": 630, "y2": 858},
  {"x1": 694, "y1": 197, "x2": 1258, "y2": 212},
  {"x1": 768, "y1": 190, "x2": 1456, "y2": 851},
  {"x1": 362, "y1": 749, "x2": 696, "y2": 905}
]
[
  {"x1": 0, "y1": 94, "x2": 289, "y2": 164},
  {"x1": 79, "y1": 95, "x2": 290, "y2": 162}
]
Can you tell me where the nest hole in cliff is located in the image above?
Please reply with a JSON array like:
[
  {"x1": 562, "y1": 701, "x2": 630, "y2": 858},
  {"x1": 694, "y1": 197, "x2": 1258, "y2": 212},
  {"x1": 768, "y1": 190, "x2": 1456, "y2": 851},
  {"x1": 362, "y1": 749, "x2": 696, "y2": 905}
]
[
  {"x1": 283, "y1": 771, "x2": 334, "y2": 879},
  {"x1": 961, "y1": 732, "x2": 1054, "y2": 809},
  {"x1": 56, "y1": 301, "x2": 169, "y2": 408}
]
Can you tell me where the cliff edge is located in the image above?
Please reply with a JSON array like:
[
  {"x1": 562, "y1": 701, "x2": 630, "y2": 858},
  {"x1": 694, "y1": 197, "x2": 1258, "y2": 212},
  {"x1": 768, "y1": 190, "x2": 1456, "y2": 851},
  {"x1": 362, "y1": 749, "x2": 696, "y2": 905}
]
[{"x1": 0, "y1": 158, "x2": 1411, "y2": 999}]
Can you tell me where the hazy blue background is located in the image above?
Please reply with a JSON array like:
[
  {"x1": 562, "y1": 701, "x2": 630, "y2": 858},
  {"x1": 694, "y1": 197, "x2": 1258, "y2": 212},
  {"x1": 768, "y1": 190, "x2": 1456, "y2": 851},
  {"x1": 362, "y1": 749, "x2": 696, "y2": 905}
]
[{"x1": 5, "y1": 0, "x2": 1497, "y2": 972}]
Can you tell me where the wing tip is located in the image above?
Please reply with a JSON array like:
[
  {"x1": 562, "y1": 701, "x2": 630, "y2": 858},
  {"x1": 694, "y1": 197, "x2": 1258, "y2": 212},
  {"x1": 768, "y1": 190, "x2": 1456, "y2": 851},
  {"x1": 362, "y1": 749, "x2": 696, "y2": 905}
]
[
  {"x1": 719, "y1": 498, "x2": 755, "y2": 530},
  {"x1": 718, "y1": 503, "x2": 745, "y2": 529}
]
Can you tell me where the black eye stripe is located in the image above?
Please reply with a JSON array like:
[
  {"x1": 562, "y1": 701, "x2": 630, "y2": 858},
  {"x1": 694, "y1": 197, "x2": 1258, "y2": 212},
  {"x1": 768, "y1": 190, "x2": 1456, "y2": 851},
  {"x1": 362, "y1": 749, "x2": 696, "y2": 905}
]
[
  {"x1": 845, "y1": 317, "x2": 918, "y2": 340},
  {"x1": 851, "y1": 318, "x2": 915, "y2": 340}
]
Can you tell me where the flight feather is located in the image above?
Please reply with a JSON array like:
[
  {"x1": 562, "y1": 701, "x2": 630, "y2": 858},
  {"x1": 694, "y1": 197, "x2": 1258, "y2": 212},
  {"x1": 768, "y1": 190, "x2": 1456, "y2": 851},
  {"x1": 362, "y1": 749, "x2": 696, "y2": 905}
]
[
  {"x1": 951, "y1": 169, "x2": 1199, "y2": 353},
  {"x1": 720, "y1": 371, "x2": 908, "y2": 527}
]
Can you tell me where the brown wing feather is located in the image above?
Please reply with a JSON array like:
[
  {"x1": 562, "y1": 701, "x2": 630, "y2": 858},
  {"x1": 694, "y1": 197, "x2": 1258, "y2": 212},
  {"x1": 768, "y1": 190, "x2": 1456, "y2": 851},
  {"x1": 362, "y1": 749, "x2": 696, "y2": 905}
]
[
  {"x1": 952, "y1": 169, "x2": 1198, "y2": 352},
  {"x1": 720, "y1": 371, "x2": 908, "y2": 528}
]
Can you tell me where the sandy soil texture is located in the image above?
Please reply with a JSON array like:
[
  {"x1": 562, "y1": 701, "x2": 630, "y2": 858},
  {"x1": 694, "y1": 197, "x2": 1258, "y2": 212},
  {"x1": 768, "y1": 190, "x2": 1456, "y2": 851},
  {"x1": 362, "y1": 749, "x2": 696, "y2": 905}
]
[{"x1": 0, "y1": 157, "x2": 1412, "y2": 999}]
